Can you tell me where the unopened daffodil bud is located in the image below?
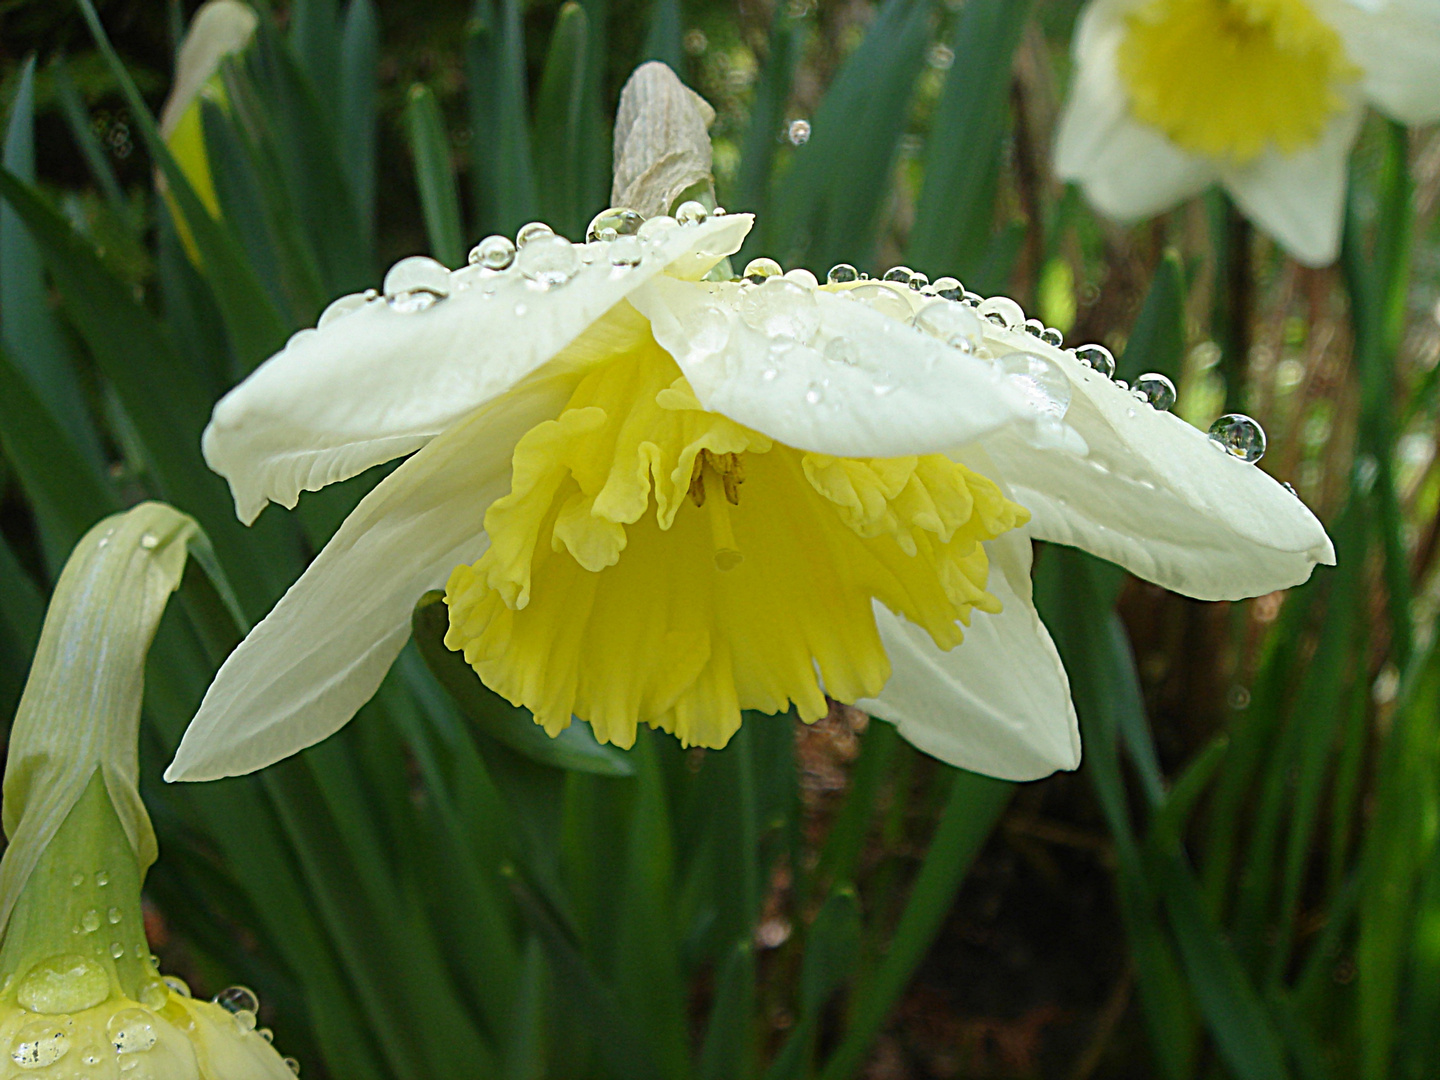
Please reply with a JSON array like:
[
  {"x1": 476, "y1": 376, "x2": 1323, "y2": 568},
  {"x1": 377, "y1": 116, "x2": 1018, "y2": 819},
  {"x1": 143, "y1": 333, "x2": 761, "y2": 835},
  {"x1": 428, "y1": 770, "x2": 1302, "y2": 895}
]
[
  {"x1": 157, "y1": 0, "x2": 258, "y2": 252},
  {"x1": 0, "y1": 503, "x2": 296, "y2": 1080},
  {"x1": 611, "y1": 61, "x2": 717, "y2": 219}
]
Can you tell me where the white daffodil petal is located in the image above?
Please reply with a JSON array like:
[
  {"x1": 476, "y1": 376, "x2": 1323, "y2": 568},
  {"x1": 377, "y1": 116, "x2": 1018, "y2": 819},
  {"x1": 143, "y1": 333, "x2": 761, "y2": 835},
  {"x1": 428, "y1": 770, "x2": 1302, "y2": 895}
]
[
  {"x1": 204, "y1": 214, "x2": 752, "y2": 524},
  {"x1": 1054, "y1": 0, "x2": 1213, "y2": 219},
  {"x1": 978, "y1": 329, "x2": 1334, "y2": 600},
  {"x1": 1325, "y1": 0, "x2": 1440, "y2": 124},
  {"x1": 631, "y1": 276, "x2": 1033, "y2": 457},
  {"x1": 168, "y1": 376, "x2": 574, "y2": 782},
  {"x1": 1219, "y1": 105, "x2": 1363, "y2": 268},
  {"x1": 859, "y1": 530, "x2": 1080, "y2": 782}
]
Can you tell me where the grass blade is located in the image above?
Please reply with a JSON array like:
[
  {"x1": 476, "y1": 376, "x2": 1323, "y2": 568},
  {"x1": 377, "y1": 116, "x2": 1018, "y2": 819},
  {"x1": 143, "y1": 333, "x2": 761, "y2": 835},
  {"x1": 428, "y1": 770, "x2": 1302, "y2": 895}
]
[{"x1": 405, "y1": 83, "x2": 465, "y2": 268}]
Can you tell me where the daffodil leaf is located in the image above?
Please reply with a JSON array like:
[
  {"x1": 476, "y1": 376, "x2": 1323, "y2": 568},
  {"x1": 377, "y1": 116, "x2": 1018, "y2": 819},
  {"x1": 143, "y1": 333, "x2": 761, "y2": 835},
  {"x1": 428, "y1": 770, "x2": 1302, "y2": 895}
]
[
  {"x1": 1119, "y1": 249, "x2": 1187, "y2": 385},
  {"x1": 734, "y1": 6, "x2": 807, "y2": 224},
  {"x1": 411, "y1": 591, "x2": 635, "y2": 776},
  {"x1": 466, "y1": 0, "x2": 538, "y2": 235},
  {"x1": 533, "y1": 2, "x2": 592, "y2": 240},
  {"x1": 404, "y1": 83, "x2": 465, "y2": 268},
  {"x1": 907, "y1": 0, "x2": 1033, "y2": 280},
  {"x1": 339, "y1": 0, "x2": 379, "y2": 241}
]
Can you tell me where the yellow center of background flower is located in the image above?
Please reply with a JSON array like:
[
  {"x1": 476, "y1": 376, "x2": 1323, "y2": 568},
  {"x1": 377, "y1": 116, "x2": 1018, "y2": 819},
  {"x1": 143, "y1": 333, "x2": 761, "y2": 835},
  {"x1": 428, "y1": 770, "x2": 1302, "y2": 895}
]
[
  {"x1": 1118, "y1": 0, "x2": 1357, "y2": 163},
  {"x1": 443, "y1": 339, "x2": 1028, "y2": 751}
]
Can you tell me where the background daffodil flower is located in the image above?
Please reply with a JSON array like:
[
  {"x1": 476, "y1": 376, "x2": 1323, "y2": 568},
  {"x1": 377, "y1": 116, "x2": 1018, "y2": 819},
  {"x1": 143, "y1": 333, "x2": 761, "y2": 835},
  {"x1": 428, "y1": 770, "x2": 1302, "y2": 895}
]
[
  {"x1": 165, "y1": 208, "x2": 1332, "y2": 786},
  {"x1": 1056, "y1": 0, "x2": 1440, "y2": 265}
]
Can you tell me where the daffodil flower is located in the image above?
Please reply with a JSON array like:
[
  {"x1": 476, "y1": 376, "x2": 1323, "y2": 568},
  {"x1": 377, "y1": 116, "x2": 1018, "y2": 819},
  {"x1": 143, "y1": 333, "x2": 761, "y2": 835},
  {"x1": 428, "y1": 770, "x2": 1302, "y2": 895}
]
[
  {"x1": 0, "y1": 503, "x2": 297, "y2": 1080},
  {"x1": 164, "y1": 207, "x2": 1332, "y2": 785},
  {"x1": 1056, "y1": 0, "x2": 1440, "y2": 265}
]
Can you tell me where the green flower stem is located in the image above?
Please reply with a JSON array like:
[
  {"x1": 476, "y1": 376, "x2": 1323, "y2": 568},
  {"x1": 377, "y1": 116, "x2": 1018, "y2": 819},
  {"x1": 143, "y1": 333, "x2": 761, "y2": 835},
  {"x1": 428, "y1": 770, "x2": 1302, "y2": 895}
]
[{"x1": 0, "y1": 770, "x2": 153, "y2": 1002}]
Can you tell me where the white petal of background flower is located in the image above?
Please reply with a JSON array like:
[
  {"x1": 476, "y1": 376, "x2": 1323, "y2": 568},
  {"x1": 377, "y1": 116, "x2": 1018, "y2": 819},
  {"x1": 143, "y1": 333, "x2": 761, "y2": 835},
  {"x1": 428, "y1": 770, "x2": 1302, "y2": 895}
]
[
  {"x1": 1218, "y1": 104, "x2": 1364, "y2": 268},
  {"x1": 632, "y1": 276, "x2": 1034, "y2": 458},
  {"x1": 1054, "y1": 0, "x2": 1213, "y2": 219},
  {"x1": 859, "y1": 530, "x2": 1080, "y2": 782},
  {"x1": 204, "y1": 214, "x2": 752, "y2": 524},
  {"x1": 1324, "y1": 0, "x2": 1440, "y2": 124},
  {"x1": 168, "y1": 378, "x2": 573, "y2": 781},
  {"x1": 979, "y1": 334, "x2": 1334, "y2": 600}
]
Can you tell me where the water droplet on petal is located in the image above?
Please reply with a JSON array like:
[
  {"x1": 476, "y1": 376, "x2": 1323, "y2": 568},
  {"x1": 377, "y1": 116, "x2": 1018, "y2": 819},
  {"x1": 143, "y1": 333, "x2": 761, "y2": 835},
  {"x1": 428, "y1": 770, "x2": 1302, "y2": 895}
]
[
  {"x1": 213, "y1": 986, "x2": 260, "y2": 1015},
  {"x1": 232, "y1": 1010, "x2": 258, "y2": 1033},
  {"x1": 585, "y1": 207, "x2": 644, "y2": 243},
  {"x1": 675, "y1": 200, "x2": 708, "y2": 226},
  {"x1": 1023, "y1": 318, "x2": 1045, "y2": 338},
  {"x1": 513, "y1": 302, "x2": 528, "y2": 317},
  {"x1": 881, "y1": 266, "x2": 914, "y2": 285},
  {"x1": 95, "y1": 871, "x2": 109, "y2": 887},
  {"x1": 1208, "y1": 414, "x2": 1266, "y2": 462},
  {"x1": 162, "y1": 976, "x2": 191, "y2": 998},
  {"x1": 317, "y1": 292, "x2": 370, "y2": 328},
  {"x1": 1040, "y1": 326, "x2": 1064, "y2": 347},
  {"x1": 782, "y1": 267, "x2": 818, "y2": 288},
  {"x1": 515, "y1": 222, "x2": 554, "y2": 248},
  {"x1": 826, "y1": 263, "x2": 859, "y2": 284},
  {"x1": 637, "y1": 215, "x2": 678, "y2": 242},
  {"x1": 977, "y1": 295, "x2": 1024, "y2": 329},
  {"x1": 907, "y1": 271, "x2": 929, "y2": 291},
  {"x1": 138, "y1": 533, "x2": 158, "y2": 550},
  {"x1": 742, "y1": 257, "x2": 783, "y2": 283},
  {"x1": 824, "y1": 337, "x2": 862, "y2": 366},
  {"x1": 516, "y1": 234, "x2": 580, "y2": 287},
  {"x1": 609, "y1": 235, "x2": 643, "y2": 268},
  {"x1": 912, "y1": 300, "x2": 983, "y2": 352},
  {"x1": 1001, "y1": 352, "x2": 1072, "y2": 421},
  {"x1": 469, "y1": 234, "x2": 516, "y2": 270},
  {"x1": 741, "y1": 278, "x2": 821, "y2": 344},
  {"x1": 787, "y1": 118, "x2": 811, "y2": 145},
  {"x1": 11, "y1": 1021, "x2": 71, "y2": 1069},
  {"x1": 384, "y1": 256, "x2": 450, "y2": 312},
  {"x1": 107, "y1": 1011, "x2": 157, "y2": 1055},
  {"x1": 82, "y1": 1045, "x2": 102, "y2": 1066},
  {"x1": 81, "y1": 911, "x2": 100, "y2": 933},
  {"x1": 107, "y1": 907, "x2": 121, "y2": 924},
  {"x1": 17, "y1": 955, "x2": 110, "y2": 1014},
  {"x1": 677, "y1": 304, "x2": 730, "y2": 357},
  {"x1": 139, "y1": 980, "x2": 168, "y2": 1010},
  {"x1": 805, "y1": 383, "x2": 824, "y2": 405},
  {"x1": 259, "y1": 1028, "x2": 275, "y2": 1043},
  {"x1": 71, "y1": 874, "x2": 84, "y2": 888},
  {"x1": 846, "y1": 282, "x2": 912, "y2": 321},
  {"x1": 109, "y1": 943, "x2": 124, "y2": 960},
  {"x1": 932, "y1": 276, "x2": 963, "y2": 301},
  {"x1": 961, "y1": 290, "x2": 983, "y2": 307},
  {"x1": 1282, "y1": 481, "x2": 1299, "y2": 497},
  {"x1": 1074, "y1": 343, "x2": 1116, "y2": 378},
  {"x1": 1134, "y1": 372, "x2": 1177, "y2": 411}
]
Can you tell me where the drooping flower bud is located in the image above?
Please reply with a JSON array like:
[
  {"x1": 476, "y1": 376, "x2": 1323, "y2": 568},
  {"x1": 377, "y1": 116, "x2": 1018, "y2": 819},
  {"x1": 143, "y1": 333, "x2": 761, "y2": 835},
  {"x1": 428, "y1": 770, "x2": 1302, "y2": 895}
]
[
  {"x1": 0, "y1": 503, "x2": 296, "y2": 1080},
  {"x1": 610, "y1": 61, "x2": 716, "y2": 219}
]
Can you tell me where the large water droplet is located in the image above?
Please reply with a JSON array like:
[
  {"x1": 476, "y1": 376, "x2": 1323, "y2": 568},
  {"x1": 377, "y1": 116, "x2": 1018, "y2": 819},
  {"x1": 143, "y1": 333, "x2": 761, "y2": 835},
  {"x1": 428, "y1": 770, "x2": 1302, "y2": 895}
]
[
  {"x1": 1074, "y1": 343, "x2": 1116, "y2": 378},
  {"x1": 1134, "y1": 372, "x2": 1177, "y2": 411},
  {"x1": 107, "y1": 907, "x2": 121, "y2": 925},
  {"x1": 383, "y1": 256, "x2": 450, "y2": 313},
  {"x1": 783, "y1": 267, "x2": 819, "y2": 288},
  {"x1": 678, "y1": 305, "x2": 730, "y2": 357},
  {"x1": 109, "y1": 943, "x2": 125, "y2": 960},
  {"x1": 108, "y1": 1010, "x2": 158, "y2": 1055},
  {"x1": 214, "y1": 986, "x2": 260, "y2": 1015},
  {"x1": 846, "y1": 282, "x2": 912, "y2": 321},
  {"x1": 11, "y1": 1021, "x2": 71, "y2": 1070},
  {"x1": 585, "y1": 207, "x2": 644, "y2": 243},
  {"x1": 162, "y1": 976, "x2": 191, "y2": 999},
  {"x1": 827, "y1": 263, "x2": 858, "y2": 285},
  {"x1": 609, "y1": 236, "x2": 643, "y2": 268},
  {"x1": 469, "y1": 234, "x2": 516, "y2": 270},
  {"x1": 881, "y1": 266, "x2": 914, "y2": 285},
  {"x1": 1023, "y1": 318, "x2": 1045, "y2": 338},
  {"x1": 317, "y1": 292, "x2": 370, "y2": 329},
  {"x1": 139, "y1": 980, "x2": 169, "y2": 1010},
  {"x1": 1040, "y1": 326, "x2": 1064, "y2": 347},
  {"x1": 742, "y1": 257, "x2": 782, "y2": 283},
  {"x1": 932, "y1": 276, "x2": 963, "y2": 301},
  {"x1": 81, "y1": 911, "x2": 100, "y2": 933},
  {"x1": 637, "y1": 215, "x2": 678, "y2": 242},
  {"x1": 284, "y1": 1057, "x2": 301, "y2": 1075},
  {"x1": 977, "y1": 295, "x2": 1025, "y2": 329},
  {"x1": 515, "y1": 222, "x2": 554, "y2": 248},
  {"x1": 908, "y1": 271, "x2": 929, "y2": 291},
  {"x1": 232, "y1": 1009, "x2": 258, "y2": 1033},
  {"x1": 516, "y1": 234, "x2": 580, "y2": 287},
  {"x1": 912, "y1": 300, "x2": 983, "y2": 353},
  {"x1": 740, "y1": 278, "x2": 821, "y2": 344},
  {"x1": 788, "y1": 118, "x2": 811, "y2": 145},
  {"x1": 17, "y1": 955, "x2": 110, "y2": 1014},
  {"x1": 1208, "y1": 414, "x2": 1266, "y2": 462},
  {"x1": 1001, "y1": 353, "x2": 1071, "y2": 421},
  {"x1": 675, "y1": 200, "x2": 708, "y2": 226}
]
